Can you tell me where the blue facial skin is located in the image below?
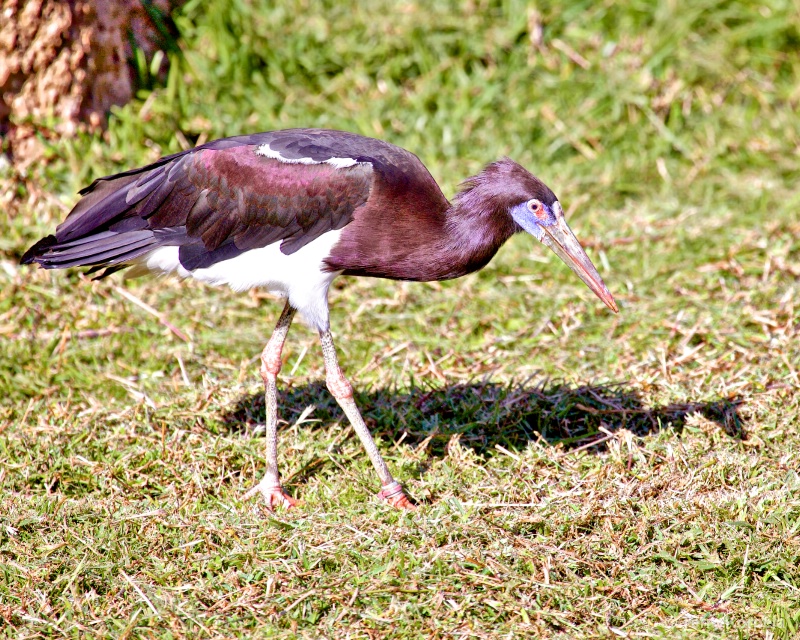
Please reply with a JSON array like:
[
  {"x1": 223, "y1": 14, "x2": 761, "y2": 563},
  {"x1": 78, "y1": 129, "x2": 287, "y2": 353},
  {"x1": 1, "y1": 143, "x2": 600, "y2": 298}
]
[{"x1": 509, "y1": 200, "x2": 558, "y2": 241}]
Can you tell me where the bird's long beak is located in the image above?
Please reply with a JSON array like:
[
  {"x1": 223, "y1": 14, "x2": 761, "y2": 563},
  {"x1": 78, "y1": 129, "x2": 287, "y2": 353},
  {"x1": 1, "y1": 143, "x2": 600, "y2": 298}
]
[{"x1": 539, "y1": 217, "x2": 618, "y2": 313}]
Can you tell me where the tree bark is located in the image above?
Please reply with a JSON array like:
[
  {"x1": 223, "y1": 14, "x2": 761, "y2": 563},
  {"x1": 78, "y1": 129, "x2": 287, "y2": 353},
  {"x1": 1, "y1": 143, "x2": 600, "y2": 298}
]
[{"x1": 0, "y1": 0, "x2": 183, "y2": 166}]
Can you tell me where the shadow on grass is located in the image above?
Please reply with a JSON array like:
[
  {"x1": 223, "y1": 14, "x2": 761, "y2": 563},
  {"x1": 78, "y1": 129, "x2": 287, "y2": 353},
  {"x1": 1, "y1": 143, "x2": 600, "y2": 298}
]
[{"x1": 222, "y1": 381, "x2": 745, "y2": 459}]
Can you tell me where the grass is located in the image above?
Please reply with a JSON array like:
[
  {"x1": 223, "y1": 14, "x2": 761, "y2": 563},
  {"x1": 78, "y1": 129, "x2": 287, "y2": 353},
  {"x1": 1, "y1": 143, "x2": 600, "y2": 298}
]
[{"x1": 1, "y1": 0, "x2": 799, "y2": 636}]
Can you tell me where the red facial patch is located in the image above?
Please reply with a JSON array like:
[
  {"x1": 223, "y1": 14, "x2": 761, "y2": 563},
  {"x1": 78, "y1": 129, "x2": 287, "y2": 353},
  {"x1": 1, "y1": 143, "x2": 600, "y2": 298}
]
[{"x1": 528, "y1": 200, "x2": 547, "y2": 221}]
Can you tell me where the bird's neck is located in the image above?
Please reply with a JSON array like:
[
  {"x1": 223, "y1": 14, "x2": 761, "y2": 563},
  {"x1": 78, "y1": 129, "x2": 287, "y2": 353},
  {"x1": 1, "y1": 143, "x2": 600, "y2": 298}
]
[
  {"x1": 328, "y1": 197, "x2": 515, "y2": 282},
  {"x1": 426, "y1": 199, "x2": 515, "y2": 280}
]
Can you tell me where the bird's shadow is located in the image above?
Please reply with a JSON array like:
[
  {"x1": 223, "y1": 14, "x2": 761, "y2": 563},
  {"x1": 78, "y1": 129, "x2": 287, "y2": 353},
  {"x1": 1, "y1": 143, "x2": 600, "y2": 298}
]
[{"x1": 221, "y1": 380, "x2": 745, "y2": 468}]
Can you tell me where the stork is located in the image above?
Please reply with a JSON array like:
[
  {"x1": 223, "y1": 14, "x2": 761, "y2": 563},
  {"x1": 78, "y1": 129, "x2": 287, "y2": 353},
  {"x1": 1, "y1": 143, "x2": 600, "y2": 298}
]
[{"x1": 22, "y1": 128, "x2": 618, "y2": 510}]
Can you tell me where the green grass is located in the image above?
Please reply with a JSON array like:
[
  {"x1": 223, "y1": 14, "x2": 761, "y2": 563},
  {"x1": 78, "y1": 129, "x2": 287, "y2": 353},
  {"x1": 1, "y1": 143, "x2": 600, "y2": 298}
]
[{"x1": 2, "y1": 0, "x2": 799, "y2": 636}]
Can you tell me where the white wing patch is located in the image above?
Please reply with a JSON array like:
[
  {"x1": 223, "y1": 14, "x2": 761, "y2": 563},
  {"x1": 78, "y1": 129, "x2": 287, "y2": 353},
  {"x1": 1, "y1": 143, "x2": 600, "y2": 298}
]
[{"x1": 255, "y1": 142, "x2": 360, "y2": 169}]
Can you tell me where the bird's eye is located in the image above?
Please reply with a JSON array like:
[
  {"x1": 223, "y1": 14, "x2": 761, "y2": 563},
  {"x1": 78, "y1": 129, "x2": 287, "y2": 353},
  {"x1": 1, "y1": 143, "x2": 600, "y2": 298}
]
[{"x1": 527, "y1": 199, "x2": 542, "y2": 214}]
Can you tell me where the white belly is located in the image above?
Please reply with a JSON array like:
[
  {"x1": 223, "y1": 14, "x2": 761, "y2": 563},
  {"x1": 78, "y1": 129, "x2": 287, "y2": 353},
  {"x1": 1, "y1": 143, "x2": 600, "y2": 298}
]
[{"x1": 140, "y1": 230, "x2": 343, "y2": 329}]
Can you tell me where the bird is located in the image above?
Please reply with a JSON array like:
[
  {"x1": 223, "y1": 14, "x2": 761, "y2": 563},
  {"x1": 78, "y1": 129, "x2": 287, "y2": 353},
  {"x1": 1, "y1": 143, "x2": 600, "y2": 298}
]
[{"x1": 22, "y1": 128, "x2": 618, "y2": 510}]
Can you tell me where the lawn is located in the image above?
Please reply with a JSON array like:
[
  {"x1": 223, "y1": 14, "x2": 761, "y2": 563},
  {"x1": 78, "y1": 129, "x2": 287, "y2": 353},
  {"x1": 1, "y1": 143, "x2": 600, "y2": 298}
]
[{"x1": 1, "y1": 0, "x2": 799, "y2": 637}]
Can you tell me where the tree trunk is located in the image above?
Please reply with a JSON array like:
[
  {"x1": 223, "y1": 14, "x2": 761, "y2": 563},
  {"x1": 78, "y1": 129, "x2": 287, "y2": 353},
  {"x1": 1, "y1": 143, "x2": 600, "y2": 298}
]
[{"x1": 0, "y1": 0, "x2": 183, "y2": 167}]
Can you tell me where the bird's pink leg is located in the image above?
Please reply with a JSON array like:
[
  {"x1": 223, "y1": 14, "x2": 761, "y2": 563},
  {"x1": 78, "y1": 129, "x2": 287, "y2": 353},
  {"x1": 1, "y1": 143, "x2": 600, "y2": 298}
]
[
  {"x1": 243, "y1": 301, "x2": 298, "y2": 510},
  {"x1": 319, "y1": 329, "x2": 415, "y2": 510}
]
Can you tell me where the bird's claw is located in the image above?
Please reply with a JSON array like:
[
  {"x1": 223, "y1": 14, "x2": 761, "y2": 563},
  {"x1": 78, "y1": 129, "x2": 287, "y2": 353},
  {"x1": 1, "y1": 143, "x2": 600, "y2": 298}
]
[
  {"x1": 377, "y1": 481, "x2": 416, "y2": 510},
  {"x1": 243, "y1": 479, "x2": 298, "y2": 510}
]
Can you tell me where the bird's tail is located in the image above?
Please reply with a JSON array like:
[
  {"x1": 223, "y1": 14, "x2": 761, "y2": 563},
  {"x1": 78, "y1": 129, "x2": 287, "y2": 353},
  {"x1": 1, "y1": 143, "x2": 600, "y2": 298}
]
[
  {"x1": 19, "y1": 153, "x2": 186, "y2": 274},
  {"x1": 22, "y1": 229, "x2": 158, "y2": 271}
]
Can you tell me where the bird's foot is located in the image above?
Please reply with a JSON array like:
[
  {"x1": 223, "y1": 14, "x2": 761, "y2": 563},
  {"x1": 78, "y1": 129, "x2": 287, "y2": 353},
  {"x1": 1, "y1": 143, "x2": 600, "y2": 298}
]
[
  {"x1": 243, "y1": 478, "x2": 298, "y2": 510},
  {"x1": 377, "y1": 481, "x2": 416, "y2": 510}
]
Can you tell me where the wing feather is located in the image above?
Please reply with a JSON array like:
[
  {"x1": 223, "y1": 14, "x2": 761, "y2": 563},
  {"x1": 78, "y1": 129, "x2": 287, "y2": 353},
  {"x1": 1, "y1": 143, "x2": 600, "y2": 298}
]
[{"x1": 23, "y1": 133, "x2": 377, "y2": 273}]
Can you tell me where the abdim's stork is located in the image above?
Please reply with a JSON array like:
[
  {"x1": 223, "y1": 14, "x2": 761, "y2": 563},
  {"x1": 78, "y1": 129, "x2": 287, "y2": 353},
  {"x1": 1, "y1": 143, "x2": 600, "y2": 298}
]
[{"x1": 22, "y1": 129, "x2": 617, "y2": 510}]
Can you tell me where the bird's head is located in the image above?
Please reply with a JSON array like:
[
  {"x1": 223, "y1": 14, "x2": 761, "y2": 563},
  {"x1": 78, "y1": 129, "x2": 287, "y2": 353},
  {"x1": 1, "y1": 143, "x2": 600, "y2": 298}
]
[{"x1": 457, "y1": 158, "x2": 618, "y2": 313}]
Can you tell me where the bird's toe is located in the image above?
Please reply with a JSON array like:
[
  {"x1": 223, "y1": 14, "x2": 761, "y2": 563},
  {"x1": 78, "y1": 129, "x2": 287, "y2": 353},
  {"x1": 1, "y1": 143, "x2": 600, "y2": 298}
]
[
  {"x1": 266, "y1": 488, "x2": 298, "y2": 511},
  {"x1": 243, "y1": 480, "x2": 298, "y2": 510}
]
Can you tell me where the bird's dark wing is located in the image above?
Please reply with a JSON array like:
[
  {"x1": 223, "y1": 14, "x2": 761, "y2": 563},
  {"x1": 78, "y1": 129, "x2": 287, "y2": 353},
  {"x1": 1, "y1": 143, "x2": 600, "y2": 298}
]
[{"x1": 22, "y1": 132, "x2": 375, "y2": 272}]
